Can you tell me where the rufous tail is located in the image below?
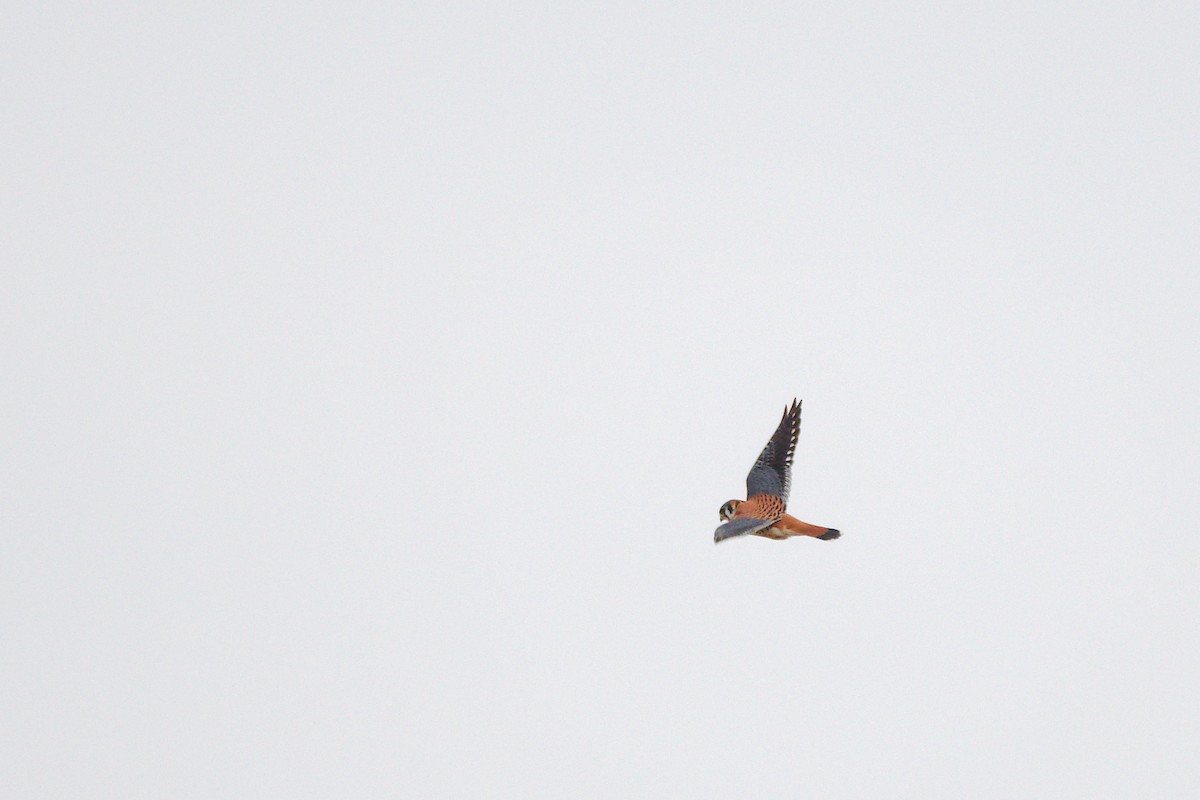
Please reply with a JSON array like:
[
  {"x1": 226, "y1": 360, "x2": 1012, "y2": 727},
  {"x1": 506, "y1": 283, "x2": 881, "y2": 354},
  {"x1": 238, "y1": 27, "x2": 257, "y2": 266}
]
[{"x1": 778, "y1": 514, "x2": 841, "y2": 541}]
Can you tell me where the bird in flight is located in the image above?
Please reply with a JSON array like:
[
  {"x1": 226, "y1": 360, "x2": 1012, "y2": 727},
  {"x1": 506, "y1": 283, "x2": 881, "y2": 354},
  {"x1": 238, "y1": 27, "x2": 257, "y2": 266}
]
[{"x1": 714, "y1": 399, "x2": 841, "y2": 544}]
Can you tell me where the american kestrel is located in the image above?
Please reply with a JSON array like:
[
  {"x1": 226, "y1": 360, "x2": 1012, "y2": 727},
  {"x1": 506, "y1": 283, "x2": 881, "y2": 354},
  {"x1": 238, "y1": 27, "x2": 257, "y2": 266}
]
[{"x1": 714, "y1": 399, "x2": 841, "y2": 544}]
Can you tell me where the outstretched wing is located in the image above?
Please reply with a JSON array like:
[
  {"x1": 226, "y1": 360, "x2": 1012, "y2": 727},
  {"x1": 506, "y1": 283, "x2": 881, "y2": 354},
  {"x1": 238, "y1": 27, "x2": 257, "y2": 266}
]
[
  {"x1": 714, "y1": 516, "x2": 774, "y2": 543},
  {"x1": 745, "y1": 399, "x2": 801, "y2": 505}
]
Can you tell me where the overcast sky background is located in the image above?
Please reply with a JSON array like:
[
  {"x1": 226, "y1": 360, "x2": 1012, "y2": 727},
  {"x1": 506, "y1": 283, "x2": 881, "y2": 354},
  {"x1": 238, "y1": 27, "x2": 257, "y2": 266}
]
[{"x1": 3, "y1": 2, "x2": 1199, "y2": 797}]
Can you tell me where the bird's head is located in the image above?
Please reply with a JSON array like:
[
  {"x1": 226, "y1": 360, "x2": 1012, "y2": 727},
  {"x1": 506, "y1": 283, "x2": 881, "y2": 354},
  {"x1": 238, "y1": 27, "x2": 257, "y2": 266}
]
[{"x1": 718, "y1": 500, "x2": 741, "y2": 521}]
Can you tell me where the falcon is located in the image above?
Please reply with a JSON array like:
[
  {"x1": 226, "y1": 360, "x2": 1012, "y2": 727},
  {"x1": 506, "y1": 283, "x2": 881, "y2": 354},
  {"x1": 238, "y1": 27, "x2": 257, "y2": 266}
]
[{"x1": 714, "y1": 399, "x2": 841, "y2": 544}]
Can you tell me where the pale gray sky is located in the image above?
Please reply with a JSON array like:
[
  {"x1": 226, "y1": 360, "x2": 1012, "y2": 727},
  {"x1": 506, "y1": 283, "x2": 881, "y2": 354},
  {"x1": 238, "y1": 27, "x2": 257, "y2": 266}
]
[{"x1": 3, "y1": 2, "x2": 1199, "y2": 797}]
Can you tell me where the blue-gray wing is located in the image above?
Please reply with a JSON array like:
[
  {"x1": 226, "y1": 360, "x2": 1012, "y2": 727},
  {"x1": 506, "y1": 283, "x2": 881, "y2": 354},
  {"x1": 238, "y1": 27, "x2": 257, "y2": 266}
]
[
  {"x1": 714, "y1": 516, "x2": 774, "y2": 543},
  {"x1": 745, "y1": 399, "x2": 801, "y2": 505}
]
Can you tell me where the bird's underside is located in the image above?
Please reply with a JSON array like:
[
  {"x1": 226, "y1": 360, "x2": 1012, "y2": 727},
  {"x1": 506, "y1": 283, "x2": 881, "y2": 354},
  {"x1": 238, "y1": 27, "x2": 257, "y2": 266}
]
[
  {"x1": 715, "y1": 510, "x2": 840, "y2": 543},
  {"x1": 756, "y1": 514, "x2": 842, "y2": 541}
]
